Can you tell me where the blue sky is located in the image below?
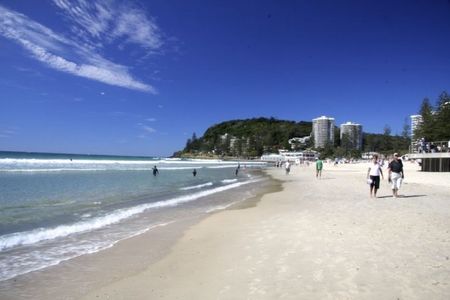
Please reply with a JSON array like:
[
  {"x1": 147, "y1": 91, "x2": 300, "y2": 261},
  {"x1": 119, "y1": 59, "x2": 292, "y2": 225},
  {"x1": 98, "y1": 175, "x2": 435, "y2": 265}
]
[{"x1": 1, "y1": 0, "x2": 449, "y2": 156}]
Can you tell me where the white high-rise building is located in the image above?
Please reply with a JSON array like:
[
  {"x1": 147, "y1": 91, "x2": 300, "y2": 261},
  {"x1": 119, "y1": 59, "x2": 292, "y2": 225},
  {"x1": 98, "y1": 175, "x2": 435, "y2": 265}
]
[
  {"x1": 312, "y1": 116, "x2": 335, "y2": 148},
  {"x1": 340, "y1": 122, "x2": 363, "y2": 150},
  {"x1": 410, "y1": 114, "x2": 423, "y2": 139}
]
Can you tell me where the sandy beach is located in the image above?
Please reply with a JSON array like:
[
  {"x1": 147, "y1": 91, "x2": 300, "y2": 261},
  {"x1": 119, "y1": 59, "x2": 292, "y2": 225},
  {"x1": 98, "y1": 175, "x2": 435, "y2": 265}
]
[
  {"x1": 3, "y1": 161, "x2": 450, "y2": 299},
  {"x1": 77, "y1": 161, "x2": 449, "y2": 300}
]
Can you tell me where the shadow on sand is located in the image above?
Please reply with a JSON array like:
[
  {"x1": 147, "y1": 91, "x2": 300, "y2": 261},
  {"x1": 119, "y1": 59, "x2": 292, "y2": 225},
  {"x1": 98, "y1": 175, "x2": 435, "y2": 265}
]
[{"x1": 376, "y1": 194, "x2": 427, "y2": 199}]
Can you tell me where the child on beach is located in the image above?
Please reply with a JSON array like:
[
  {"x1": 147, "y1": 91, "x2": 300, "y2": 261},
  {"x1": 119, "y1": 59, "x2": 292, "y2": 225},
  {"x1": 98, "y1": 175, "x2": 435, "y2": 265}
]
[{"x1": 367, "y1": 154, "x2": 384, "y2": 198}]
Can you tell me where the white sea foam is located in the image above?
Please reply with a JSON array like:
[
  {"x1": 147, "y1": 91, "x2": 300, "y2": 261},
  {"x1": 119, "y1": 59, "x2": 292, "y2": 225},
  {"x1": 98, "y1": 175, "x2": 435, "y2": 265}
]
[
  {"x1": 180, "y1": 182, "x2": 213, "y2": 190},
  {"x1": 0, "y1": 158, "x2": 266, "y2": 166},
  {"x1": 158, "y1": 166, "x2": 203, "y2": 170},
  {"x1": 0, "y1": 158, "x2": 264, "y2": 166},
  {"x1": 222, "y1": 179, "x2": 238, "y2": 184},
  {"x1": 205, "y1": 202, "x2": 237, "y2": 213},
  {"x1": 0, "y1": 158, "x2": 162, "y2": 165},
  {"x1": 0, "y1": 179, "x2": 256, "y2": 251},
  {"x1": 206, "y1": 165, "x2": 236, "y2": 169},
  {"x1": 0, "y1": 157, "x2": 266, "y2": 172},
  {"x1": 0, "y1": 222, "x2": 173, "y2": 282},
  {"x1": 0, "y1": 167, "x2": 202, "y2": 172}
]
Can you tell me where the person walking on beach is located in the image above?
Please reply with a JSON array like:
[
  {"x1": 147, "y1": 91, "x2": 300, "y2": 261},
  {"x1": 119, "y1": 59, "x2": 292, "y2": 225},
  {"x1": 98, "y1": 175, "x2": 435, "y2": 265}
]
[
  {"x1": 388, "y1": 153, "x2": 404, "y2": 198},
  {"x1": 152, "y1": 165, "x2": 159, "y2": 176},
  {"x1": 367, "y1": 154, "x2": 384, "y2": 198},
  {"x1": 192, "y1": 169, "x2": 197, "y2": 177},
  {"x1": 315, "y1": 158, "x2": 323, "y2": 178},
  {"x1": 285, "y1": 160, "x2": 291, "y2": 175}
]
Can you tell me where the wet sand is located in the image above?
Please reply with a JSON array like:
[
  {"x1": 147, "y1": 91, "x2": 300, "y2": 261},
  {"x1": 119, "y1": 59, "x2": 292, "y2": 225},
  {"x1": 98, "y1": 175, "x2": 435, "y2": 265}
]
[{"x1": 0, "y1": 173, "x2": 280, "y2": 300}]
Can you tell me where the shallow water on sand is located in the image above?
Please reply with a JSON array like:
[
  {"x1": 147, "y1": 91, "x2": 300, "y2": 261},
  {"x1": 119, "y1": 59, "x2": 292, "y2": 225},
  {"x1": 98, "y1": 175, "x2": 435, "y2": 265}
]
[{"x1": 0, "y1": 152, "x2": 267, "y2": 282}]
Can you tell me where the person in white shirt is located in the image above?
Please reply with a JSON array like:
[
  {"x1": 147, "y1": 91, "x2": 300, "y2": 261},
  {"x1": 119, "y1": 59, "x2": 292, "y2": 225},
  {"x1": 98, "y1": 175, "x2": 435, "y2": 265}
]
[
  {"x1": 367, "y1": 154, "x2": 384, "y2": 198},
  {"x1": 285, "y1": 160, "x2": 291, "y2": 175}
]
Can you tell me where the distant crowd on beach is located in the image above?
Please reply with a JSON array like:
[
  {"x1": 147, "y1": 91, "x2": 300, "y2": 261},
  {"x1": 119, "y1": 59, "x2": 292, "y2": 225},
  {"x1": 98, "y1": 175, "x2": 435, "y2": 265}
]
[{"x1": 413, "y1": 138, "x2": 450, "y2": 153}]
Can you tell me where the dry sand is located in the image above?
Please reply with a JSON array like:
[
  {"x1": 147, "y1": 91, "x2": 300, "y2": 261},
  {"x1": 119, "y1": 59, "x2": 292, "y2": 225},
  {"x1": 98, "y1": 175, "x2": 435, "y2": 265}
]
[{"x1": 78, "y1": 162, "x2": 450, "y2": 300}]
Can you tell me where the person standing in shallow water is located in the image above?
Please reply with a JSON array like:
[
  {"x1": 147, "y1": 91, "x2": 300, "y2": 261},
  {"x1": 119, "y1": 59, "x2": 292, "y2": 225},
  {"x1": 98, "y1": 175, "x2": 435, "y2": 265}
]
[
  {"x1": 192, "y1": 169, "x2": 197, "y2": 177},
  {"x1": 152, "y1": 165, "x2": 159, "y2": 176},
  {"x1": 388, "y1": 153, "x2": 404, "y2": 198},
  {"x1": 367, "y1": 154, "x2": 384, "y2": 198}
]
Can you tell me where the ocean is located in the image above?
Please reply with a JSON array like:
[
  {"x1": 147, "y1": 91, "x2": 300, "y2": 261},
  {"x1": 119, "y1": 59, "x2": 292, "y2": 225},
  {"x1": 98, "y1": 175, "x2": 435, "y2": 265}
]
[{"x1": 0, "y1": 151, "x2": 268, "y2": 282}]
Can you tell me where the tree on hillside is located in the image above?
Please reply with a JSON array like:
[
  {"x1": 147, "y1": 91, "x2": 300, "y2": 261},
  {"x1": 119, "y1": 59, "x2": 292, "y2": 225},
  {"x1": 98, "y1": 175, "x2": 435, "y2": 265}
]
[
  {"x1": 416, "y1": 97, "x2": 435, "y2": 141},
  {"x1": 334, "y1": 127, "x2": 340, "y2": 147},
  {"x1": 401, "y1": 117, "x2": 410, "y2": 139},
  {"x1": 435, "y1": 91, "x2": 450, "y2": 140},
  {"x1": 340, "y1": 132, "x2": 353, "y2": 156},
  {"x1": 381, "y1": 125, "x2": 392, "y2": 151}
]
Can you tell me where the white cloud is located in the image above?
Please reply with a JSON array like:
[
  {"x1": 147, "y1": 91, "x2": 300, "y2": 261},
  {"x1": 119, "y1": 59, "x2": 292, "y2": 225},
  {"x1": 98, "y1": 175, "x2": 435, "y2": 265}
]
[
  {"x1": 142, "y1": 126, "x2": 156, "y2": 133},
  {"x1": 146, "y1": 118, "x2": 156, "y2": 122},
  {"x1": 136, "y1": 123, "x2": 156, "y2": 139},
  {"x1": 0, "y1": 3, "x2": 161, "y2": 93},
  {"x1": 52, "y1": 0, "x2": 163, "y2": 51}
]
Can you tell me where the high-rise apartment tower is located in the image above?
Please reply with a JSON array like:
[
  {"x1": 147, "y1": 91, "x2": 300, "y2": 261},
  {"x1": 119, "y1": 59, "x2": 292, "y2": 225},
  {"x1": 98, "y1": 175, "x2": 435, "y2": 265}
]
[
  {"x1": 312, "y1": 116, "x2": 335, "y2": 148},
  {"x1": 340, "y1": 122, "x2": 363, "y2": 150}
]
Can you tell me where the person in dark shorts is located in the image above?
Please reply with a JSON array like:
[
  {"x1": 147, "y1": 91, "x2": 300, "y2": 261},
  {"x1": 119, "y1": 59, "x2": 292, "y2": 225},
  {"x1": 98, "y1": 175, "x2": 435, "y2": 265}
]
[{"x1": 367, "y1": 154, "x2": 384, "y2": 198}]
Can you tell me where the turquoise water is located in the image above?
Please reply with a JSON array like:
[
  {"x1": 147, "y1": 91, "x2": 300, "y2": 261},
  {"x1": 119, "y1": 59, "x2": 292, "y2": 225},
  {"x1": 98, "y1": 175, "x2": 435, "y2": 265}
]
[{"x1": 0, "y1": 151, "x2": 268, "y2": 281}]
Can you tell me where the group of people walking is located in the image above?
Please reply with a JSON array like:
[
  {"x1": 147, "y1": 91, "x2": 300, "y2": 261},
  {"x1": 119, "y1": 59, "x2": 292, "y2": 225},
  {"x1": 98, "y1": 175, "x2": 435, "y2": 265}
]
[
  {"x1": 367, "y1": 153, "x2": 404, "y2": 198},
  {"x1": 281, "y1": 152, "x2": 405, "y2": 199}
]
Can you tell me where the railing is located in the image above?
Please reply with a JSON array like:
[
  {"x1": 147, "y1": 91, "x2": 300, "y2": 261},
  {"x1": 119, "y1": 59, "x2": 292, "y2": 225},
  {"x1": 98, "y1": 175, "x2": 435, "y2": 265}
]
[{"x1": 409, "y1": 140, "x2": 450, "y2": 154}]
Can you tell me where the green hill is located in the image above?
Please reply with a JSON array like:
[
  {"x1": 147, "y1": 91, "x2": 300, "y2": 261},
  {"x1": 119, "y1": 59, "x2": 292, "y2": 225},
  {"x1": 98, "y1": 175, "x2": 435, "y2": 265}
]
[
  {"x1": 174, "y1": 117, "x2": 411, "y2": 159},
  {"x1": 175, "y1": 117, "x2": 312, "y2": 158}
]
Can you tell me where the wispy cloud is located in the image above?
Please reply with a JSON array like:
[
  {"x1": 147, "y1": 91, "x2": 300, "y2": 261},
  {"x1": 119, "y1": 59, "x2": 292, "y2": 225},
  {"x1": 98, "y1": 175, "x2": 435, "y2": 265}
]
[
  {"x1": 146, "y1": 117, "x2": 157, "y2": 122},
  {"x1": 0, "y1": 2, "x2": 163, "y2": 92},
  {"x1": 0, "y1": 129, "x2": 16, "y2": 138},
  {"x1": 109, "y1": 111, "x2": 142, "y2": 118},
  {"x1": 52, "y1": 0, "x2": 162, "y2": 51},
  {"x1": 136, "y1": 123, "x2": 156, "y2": 139},
  {"x1": 142, "y1": 126, "x2": 156, "y2": 133}
]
